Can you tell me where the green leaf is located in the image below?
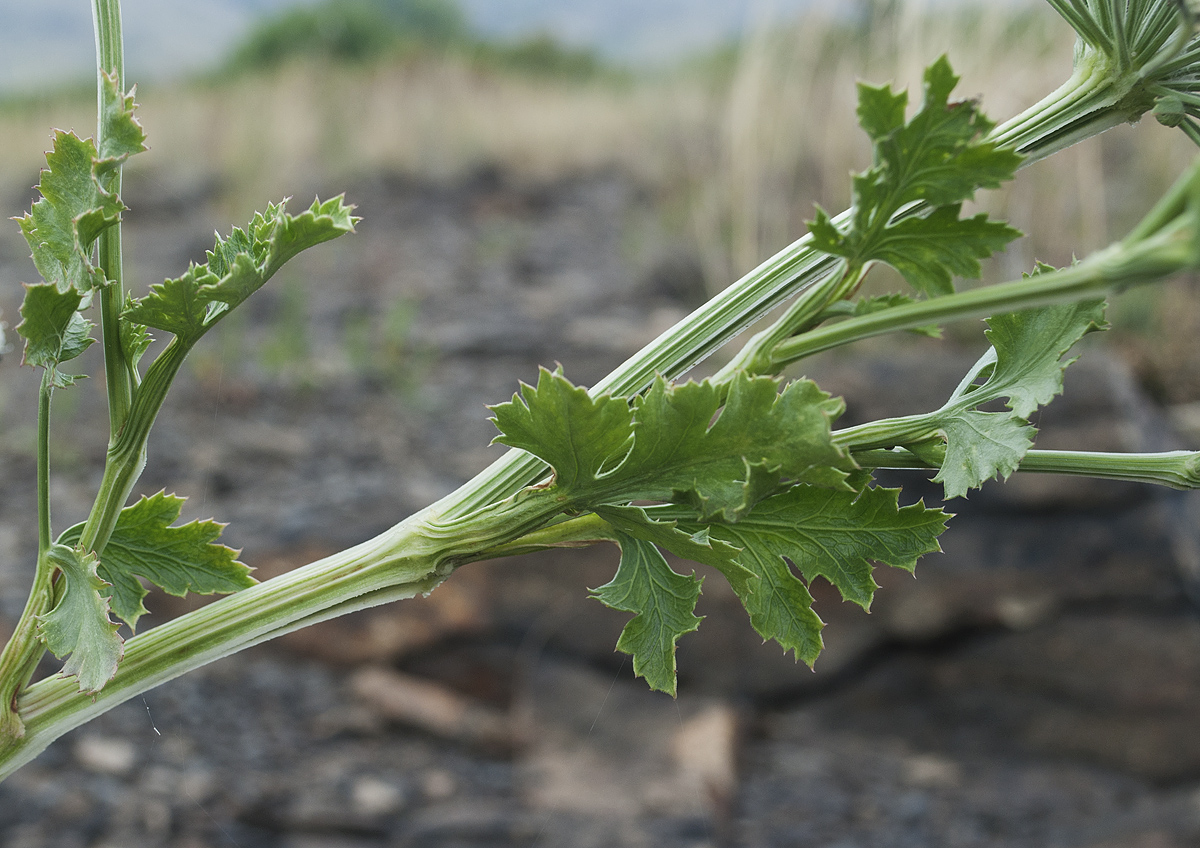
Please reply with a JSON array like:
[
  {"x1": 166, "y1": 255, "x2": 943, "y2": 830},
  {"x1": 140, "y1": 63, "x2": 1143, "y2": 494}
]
[
  {"x1": 809, "y1": 56, "x2": 1022, "y2": 295},
  {"x1": 18, "y1": 77, "x2": 145, "y2": 295},
  {"x1": 124, "y1": 196, "x2": 357, "y2": 346},
  {"x1": 925, "y1": 300, "x2": 1106, "y2": 498},
  {"x1": 123, "y1": 266, "x2": 217, "y2": 341},
  {"x1": 490, "y1": 368, "x2": 633, "y2": 491},
  {"x1": 591, "y1": 531, "x2": 702, "y2": 696},
  {"x1": 983, "y1": 299, "x2": 1108, "y2": 419},
  {"x1": 934, "y1": 411, "x2": 1034, "y2": 500},
  {"x1": 96, "y1": 73, "x2": 148, "y2": 177},
  {"x1": 622, "y1": 374, "x2": 853, "y2": 513},
  {"x1": 869, "y1": 205, "x2": 1023, "y2": 297},
  {"x1": 491, "y1": 370, "x2": 854, "y2": 515},
  {"x1": 58, "y1": 492, "x2": 253, "y2": 630},
  {"x1": 16, "y1": 284, "x2": 94, "y2": 387},
  {"x1": 595, "y1": 504, "x2": 754, "y2": 597},
  {"x1": 118, "y1": 292, "x2": 153, "y2": 371},
  {"x1": 37, "y1": 544, "x2": 123, "y2": 693},
  {"x1": 699, "y1": 485, "x2": 947, "y2": 663}
]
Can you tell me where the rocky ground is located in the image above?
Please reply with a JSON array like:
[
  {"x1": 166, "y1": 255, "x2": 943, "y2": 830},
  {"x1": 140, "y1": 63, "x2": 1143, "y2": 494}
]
[{"x1": 2, "y1": 168, "x2": 1200, "y2": 846}]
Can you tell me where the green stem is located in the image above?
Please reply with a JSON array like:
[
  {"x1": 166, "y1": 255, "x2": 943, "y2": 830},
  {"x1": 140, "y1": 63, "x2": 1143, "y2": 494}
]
[
  {"x1": 0, "y1": 486, "x2": 572, "y2": 780},
  {"x1": 77, "y1": 339, "x2": 192, "y2": 554},
  {"x1": 92, "y1": 0, "x2": 134, "y2": 440},
  {"x1": 853, "y1": 447, "x2": 1200, "y2": 490},
  {"x1": 0, "y1": 371, "x2": 58, "y2": 743}
]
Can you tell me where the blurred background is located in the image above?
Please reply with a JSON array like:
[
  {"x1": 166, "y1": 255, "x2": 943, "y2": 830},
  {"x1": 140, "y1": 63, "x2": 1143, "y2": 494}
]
[{"x1": 3, "y1": 0, "x2": 1200, "y2": 845}]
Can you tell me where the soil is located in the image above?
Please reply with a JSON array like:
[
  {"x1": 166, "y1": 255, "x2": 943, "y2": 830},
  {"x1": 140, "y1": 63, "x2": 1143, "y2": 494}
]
[{"x1": 2, "y1": 167, "x2": 1200, "y2": 847}]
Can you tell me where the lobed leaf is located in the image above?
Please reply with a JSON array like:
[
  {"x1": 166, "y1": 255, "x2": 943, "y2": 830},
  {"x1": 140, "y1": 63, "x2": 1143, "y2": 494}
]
[
  {"x1": 697, "y1": 485, "x2": 947, "y2": 664},
  {"x1": 591, "y1": 531, "x2": 702, "y2": 696},
  {"x1": 809, "y1": 56, "x2": 1022, "y2": 296},
  {"x1": 983, "y1": 299, "x2": 1108, "y2": 419},
  {"x1": 18, "y1": 76, "x2": 145, "y2": 295},
  {"x1": 59, "y1": 492, "x2": 253, "y2": 631},
  {"x1": 927, "y1": 299, "x2": 1107, "y2": 497},
  {"x1": 491, "y1": 370, "x2": 854, "y2": 516},
  {"x1": 595, "y1": 504, "x2": 754, "y2": 597},
  {"x1": 124, "y1": 196, "x2": 357, "y2": 346},
  {"x1": 490, "y1": 368, "x2": 633, "y2": 491},
  {"x1": 934, "y1": 411, "x2": 1034, "y2": 500},
  {"x1": 16, "y1": 284, "x2": 94, "y2": 387},
  {"x1": 37, "y1": 545, "x2": 124, "y2": 694}
]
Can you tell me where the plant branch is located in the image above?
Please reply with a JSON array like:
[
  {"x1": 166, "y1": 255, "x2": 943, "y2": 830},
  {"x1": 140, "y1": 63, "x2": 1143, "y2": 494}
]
[{"x1": 853, "y1": 447, "x2": 1200, "y2": 490}]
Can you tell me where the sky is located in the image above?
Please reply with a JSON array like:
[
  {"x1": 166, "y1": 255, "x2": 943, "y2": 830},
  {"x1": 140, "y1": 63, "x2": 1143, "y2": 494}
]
[{"x1": 0, "y1": 0, "x2": 826, "y2": 93}]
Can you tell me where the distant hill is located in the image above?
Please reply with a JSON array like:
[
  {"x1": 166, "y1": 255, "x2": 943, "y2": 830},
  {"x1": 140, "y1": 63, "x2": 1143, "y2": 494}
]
[
  {"x1": 458, "y1": 0, "x2": 813, "y2": 65},
  {"x1": 0, "y1": 0, "x2": 819, "y2": 92}
]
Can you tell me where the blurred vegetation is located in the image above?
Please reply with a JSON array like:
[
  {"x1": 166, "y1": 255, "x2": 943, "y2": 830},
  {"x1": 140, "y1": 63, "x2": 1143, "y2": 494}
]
[{"x1": 225, "y1": 0, "x2": 610, "y2": 82}]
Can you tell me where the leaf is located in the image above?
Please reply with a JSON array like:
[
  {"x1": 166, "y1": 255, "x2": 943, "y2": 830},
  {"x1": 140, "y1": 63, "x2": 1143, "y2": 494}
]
[
  {"x1": 16, "y1": 284, "x2": 94, "y2": 387},
  {"x1": 123, "y1": 266, "x2": 217, "y2": 341},
  {"x1": 18, "y1": 77, "x2": 146, "y2": 295},
  {"x1": 591, "y1": 531, "x2": 702, "y2": 696},
  {"x1": 808, "y1": 56, "x2": 1022, "y2": 295},
  {"x1": 698, "y1": 485, "x2": 947, "y2": 663},
  {"x1": 124, "y1": 196, "x2": 357, "y2": 346},
  {"x1": 934, "y1": 411, "x2": 1034, "y2": 500},
  {"x1": 96, "y1": 73, "x2": 148, "y2": 176},
  {"x1": 58, "y1": 492, "x2": 253, "y2": 630},
  {"x1": 869, "y1": 205, "x2": 1023, "y2": 297},
  {"x1": 119, "y1": 292, "x2": 153, "y2": 371},
  {"x1": 983, "y1": 299, "x2": 1108, "y2": 419},
  {"x1": 37, "y1": 544, "x2": 124, "y2": 693},
  {"x1": 622, "y1": 374, "x2": 854, "y2": 513},
  {"x1": 490, "y1": 368, "x2": 633, "y2": 491},
  {"x1": 926, "y1": 300, "x2": 1106, "y2": 498},
  {"x1": 595, "y1": 504, "x2": 754, "y2": 597},
  {"x1": 491, "y1": 370, "x2": 854, "y2": 515}
]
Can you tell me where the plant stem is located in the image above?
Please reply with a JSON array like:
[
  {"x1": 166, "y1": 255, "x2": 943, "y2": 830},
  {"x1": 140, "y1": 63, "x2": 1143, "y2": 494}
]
[
  {"x1": 0, "y1": 371, "x2": 59, "y2": 742},
  {"x1": 429, "y1": 33, "x2": 1195, "y2": 523},
  {"x1": 0, "y1": 485, "x2": 572, "y2": 779},
  {"x1": 92, "y1": 0, "x2": 135, "y2": 439},
  {"x1": 853, "y1": 447, "x2": 1200, "y2": 490}
]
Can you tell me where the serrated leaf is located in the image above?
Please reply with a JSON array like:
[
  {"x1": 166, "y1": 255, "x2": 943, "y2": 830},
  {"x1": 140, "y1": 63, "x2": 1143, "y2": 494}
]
[
  {"x1": 16, "y1": 283, "x2": 94, "y2": 387},
  {"x1": 933, "y1": 411, "x2": 1034, "y2": 499},
  {"x1": 591, "y1": 532, "x2": 702, "y2": 696},
  {"x1": 124, "y1": 196, "x2": 357, "y2": 346},
  {"x1": 698, "y1": 485, "x2": 947, "y2": 663},
  {"x1": 123, "y1": 266, "x2": 217, "y2": 340},
  {"x1": 618, "y1": 373, "x2": 852, "y2": 514},
  {"x1": 595, "y1": 504, "x2": 754, "y2": 597},
  {"x1": 870, "y1": 205, "x2": 1023, "y2": 297},
  {"x1": 37, "y1": 544, "x2": 124, "y2": 693},
  {"x1": 491, "y1": 370, "x2": 853, "y2": 515},
  {"x1": 57, "y1": 491, "x2": 253, "y2": 630},
  {"x1": 809, "y1": 56, "x2": 1022, "y2": 296},
  {"x1": 19, "y1": 78, "x2": 144, "y2": 295},
  {"x1": 19, "y1": 132, "x2": 121, "y2": 293},
  {"x1": 490, "y1": 368, "x2": 634, "y2": 491},
  {"x1": 983, "y1": 300, "x2": 1108, "y2": 419},
  {"x1": 922, "y1": 300, "x2": 1106, "y2": 498},
  {"x1": 96, "y1": 72, "x2": 147, "y2": 178},
  {"x1": 119, "y1": 292, "x2": 152, "y2": 371}
]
